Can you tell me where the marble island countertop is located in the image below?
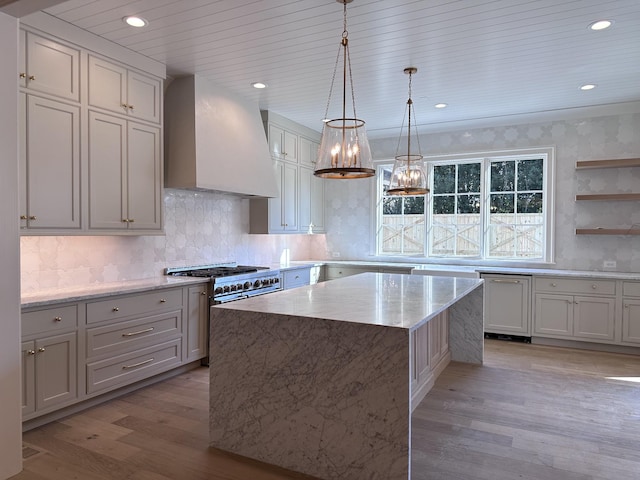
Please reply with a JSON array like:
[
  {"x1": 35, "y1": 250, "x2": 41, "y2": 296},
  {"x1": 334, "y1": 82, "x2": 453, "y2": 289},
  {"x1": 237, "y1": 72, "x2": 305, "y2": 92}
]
[{"x1": 212, "y1": 272, "x2": 484, "y2": 330}]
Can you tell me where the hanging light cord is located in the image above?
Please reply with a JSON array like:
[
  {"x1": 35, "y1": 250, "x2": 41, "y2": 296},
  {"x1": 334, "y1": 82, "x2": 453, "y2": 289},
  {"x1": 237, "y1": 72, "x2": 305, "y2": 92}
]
[{"x1": 394, "y1": 70, "x2": 422, "y2": 160}]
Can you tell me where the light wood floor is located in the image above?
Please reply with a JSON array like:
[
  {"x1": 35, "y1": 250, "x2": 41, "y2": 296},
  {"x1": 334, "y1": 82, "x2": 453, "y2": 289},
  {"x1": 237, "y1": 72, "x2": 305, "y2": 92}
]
[{"x1": 12, "y1": 340, "x2": 640, "y2": 480}]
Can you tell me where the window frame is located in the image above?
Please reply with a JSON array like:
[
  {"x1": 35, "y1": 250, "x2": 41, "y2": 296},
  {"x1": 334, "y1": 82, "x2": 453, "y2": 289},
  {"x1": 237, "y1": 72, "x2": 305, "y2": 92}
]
[{"x1": 373, "y1": 147, "x2": 555, "y2": 264}]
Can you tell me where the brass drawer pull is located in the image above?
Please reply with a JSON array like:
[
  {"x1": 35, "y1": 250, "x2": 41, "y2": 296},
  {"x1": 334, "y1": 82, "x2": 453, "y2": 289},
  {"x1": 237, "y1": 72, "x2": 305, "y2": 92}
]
[
  {"x1": 201, "y1": 291, "x2": 206, "y2": 296},
  {"x1": 27, "y1": 350, "x2": 35, "y2": 355},
  {"x1": 20, "y1": 215, "x2": 27, "y2": 220},
  {"x1": 160, "y1": 299, "x2": 166, "y2": 303},
  {"x1": 112, "y1": 307, "x2": 120, "y2": 312},
  {"x1": 29, "y1": 75, "x2": 35, "y2": 81},
  {"x1": 122, "y1": 358, "x2": 154, "y2": 370},
  {"x1": 38, "y1": 347, "x2": 45, "y2": 353},
  {"x1": 29, "y1": 216, "x2": 37, "y2": 220},
  {"x1": 122, "y1": 327, "x2": 154, "y2": 337},
  {"x1": 491, "y1": 279, "x2": 520, "y2": 284},
  {"x1": 19, "y1": 72, "x2": 26, "y2": 79},
  {"x1": 54, "y1": 316, "x2": 62, "y2": 322}
]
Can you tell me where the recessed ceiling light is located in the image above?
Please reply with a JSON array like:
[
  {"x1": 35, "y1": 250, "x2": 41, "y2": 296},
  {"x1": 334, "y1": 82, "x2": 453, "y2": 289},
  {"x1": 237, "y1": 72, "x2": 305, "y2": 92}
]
[
  {"x1": 251, "y1": 82, "x2": 267, "y2": 89},
  {"x1": 123, "y1": 16, "x2": 148, "y2": 28},
  {"x1": 434, "y1": 103, "x2": 448, "y2": 109},
  {"x1": 580, "y1": 84, "x2": 596, "y2": 90},
  {"x1": 589, "y1": 20, "x2": 612, "y2": 31}
]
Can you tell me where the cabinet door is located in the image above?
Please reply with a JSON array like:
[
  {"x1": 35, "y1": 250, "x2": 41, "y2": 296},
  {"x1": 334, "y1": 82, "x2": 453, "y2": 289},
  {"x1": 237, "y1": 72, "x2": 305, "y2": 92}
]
[
  {"x1": 282, "y1": 162, "x2": 298, "y2": 231},
  {"x1": 19, "y1": 92, "x2": 27, "y2": 227},
  {"x1": 88, "y1": 55, "x2": 127, "y2": 115},
  {"x1": 622, "y1": 299, "x2": 640, "y2": 344},
  {"x1": 25, "y1": 31, "x2": 80, "y2": 101},
  {"x1": 88, "y1": 112, "x2": 127, "y2": 229},
  {"x1": 127, "y1": 122, "x2": 162, "y2": 230},
  {"x1": 26, "y1": 95, "x2": 81, "y2": 229},
  {"x1": 299, "y1": 166, "x2": 325, "y2": 233},
  {"x1": 186, "y1": 285, "x2": 208, "y2": 361},
  {"x1": 483, "y1": 275, "x2": 531, "y2": 335},
  {"x1": 35, "y1": 332, "x2": 77, "y2": 411},
  {"x1": 534, "y1": 294, "x2": 572, "y2": 336},
  {"x1": 268, "y1": 124, "x2": 297, "y2": 162},
  {"x1": 299, "y1": 136, "x2": 319, "y2": 167},
  {"x1": 127, "y1": 70, "x2": 161, "y2": 123},
  {"x1": 573, "y1": 296, "x2": 615, "y2": 341},
  {"x1": 22, "y1": 341, "x2": 36, "y2": 416},
  {"x1": 283, "y1": 130, "x2": 298, "y2": 163}
]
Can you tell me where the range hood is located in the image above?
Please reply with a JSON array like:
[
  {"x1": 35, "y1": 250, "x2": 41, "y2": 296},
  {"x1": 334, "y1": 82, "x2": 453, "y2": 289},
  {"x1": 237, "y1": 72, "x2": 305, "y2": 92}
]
[{"x1": 164, "y1": 75, "x2": 279, "y2": 198}]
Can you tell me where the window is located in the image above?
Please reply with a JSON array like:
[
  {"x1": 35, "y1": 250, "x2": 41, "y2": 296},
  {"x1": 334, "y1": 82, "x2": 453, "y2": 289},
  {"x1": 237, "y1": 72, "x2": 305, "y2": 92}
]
[{"x1": 375, "y1": 148, "x2": 554, "y2": 262}]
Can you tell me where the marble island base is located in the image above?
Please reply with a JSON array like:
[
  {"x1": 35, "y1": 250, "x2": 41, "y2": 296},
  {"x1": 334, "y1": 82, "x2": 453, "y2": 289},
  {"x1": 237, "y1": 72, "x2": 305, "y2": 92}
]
[{"x1": 209, "y1": 273, "x2": 484, "y2": 479}]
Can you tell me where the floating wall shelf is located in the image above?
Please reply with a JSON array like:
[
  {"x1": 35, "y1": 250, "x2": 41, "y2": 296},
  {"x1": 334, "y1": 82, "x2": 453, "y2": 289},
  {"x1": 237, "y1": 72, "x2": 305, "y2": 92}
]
[
  {"x1": 575, "y1": 158, "x2": 640, "y2": 169},
  {"x1": 576, "y1": 228, "x2": 640, "y2": 235},
  {"x1": 575, "y1": 193, "x2": 640, "y2": 201}
]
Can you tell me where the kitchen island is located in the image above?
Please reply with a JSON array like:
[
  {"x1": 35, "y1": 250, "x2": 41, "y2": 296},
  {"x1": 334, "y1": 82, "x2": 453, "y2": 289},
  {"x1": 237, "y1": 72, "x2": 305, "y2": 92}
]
[{"x1": 209, "y1": 272, "x2": 484, "y2": 480}]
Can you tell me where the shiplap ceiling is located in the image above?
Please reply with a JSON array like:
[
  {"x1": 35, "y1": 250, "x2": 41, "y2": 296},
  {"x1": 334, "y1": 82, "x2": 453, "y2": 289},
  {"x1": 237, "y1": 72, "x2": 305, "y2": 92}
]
[{"x1": 40, "y1": 0, "x2": 640, "y2": 138}]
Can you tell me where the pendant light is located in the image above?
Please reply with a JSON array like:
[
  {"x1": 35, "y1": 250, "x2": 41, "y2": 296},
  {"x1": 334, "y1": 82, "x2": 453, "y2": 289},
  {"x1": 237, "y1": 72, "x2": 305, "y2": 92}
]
[
  {"x1": 314, "y1": 0, "x2": 374, "y2": 179},
  {"x1": 387, "y1": 67, "x2": 429, "y2": 195}
]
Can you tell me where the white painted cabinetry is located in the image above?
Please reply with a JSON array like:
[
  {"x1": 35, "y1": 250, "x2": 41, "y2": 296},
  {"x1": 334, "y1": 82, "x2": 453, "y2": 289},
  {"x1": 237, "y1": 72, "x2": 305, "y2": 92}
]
[
  {"x1": 533, "y1": 277, "x2": 616, "y2": 342},
  {"x1": 20, "y1": 93, "x2": 81, "y2": 230},
  {"x1": 250, "y1": 111, "x2": 324, "y2": 234},
  {"x1": 19, "y1": 30, "x2": 80, "y2": 102},
  {"x1": 21, "y1": 305, "x2": 79, "y2": 419},
  {"x1": 18, "y1": 23, "x2": 164, "y2": 235},
  {"x1": 88, "y1": 55, "x2": 161, "y2": 124},
  {"x1": 186, "y1": 284, "x2": 209, "y2": 361},
  {"x1": 482, "y1": 274, "x2": 531, "y2": 336},
  {"x1": 282, "y1": 267, "x2": 312, "y2": 290},
  {"x1": 88, "y1": 112, "x2": 162, "y2": 231},
  {"x1": 622, "y1": 282, "x2": 640, "y2": 345}
]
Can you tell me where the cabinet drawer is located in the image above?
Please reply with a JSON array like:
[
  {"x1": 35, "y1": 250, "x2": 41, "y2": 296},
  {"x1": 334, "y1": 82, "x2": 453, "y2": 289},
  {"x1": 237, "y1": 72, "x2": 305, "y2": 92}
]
[
  {"x1": 86, "y1": 288, "x2": 183, "y2": 324},
  {"x1": 86, "y1": 310, "x2": 182, "y2": 358},
  {"x1": 22, "y1": 305, "x2": 78, "y2": 336},
  {"x1": 623, "y1": 282, "x2": 640, "y2": 298},
  {"x1": 283, "y1": 268, "x2": 310, "y2": 290},
  {"x1": 534, "y1": 277, "x2": 615, "y2": 295},
  {"x1": 325, "y1": 266, "x2": 373, "y2": 280},
  {"x1": 86, "y1": 339, "x2": 182, "y2": 395}
]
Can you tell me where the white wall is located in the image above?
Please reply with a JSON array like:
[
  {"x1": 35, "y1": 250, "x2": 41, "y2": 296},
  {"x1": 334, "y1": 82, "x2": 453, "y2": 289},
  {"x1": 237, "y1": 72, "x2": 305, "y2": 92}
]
[
  {"x1": 0, "y1": 11, "x2": 24, "y2": 479},
  {"x1": 324, "y1": 110, "x2": 640, "y2": 271}
]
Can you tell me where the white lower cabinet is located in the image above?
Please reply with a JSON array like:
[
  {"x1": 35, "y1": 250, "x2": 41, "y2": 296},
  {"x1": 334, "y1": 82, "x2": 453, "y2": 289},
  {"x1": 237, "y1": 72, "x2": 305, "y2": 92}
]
[
  {"x1": 622, "y1": 281, "x2": 640, "y2": 345},
  {"x1": 22, "y1": 283, "x2": 209, "y2": 423},
  {"x1": 482, "y1": 274, "x2": 531, "y2": 336},
  {"x1": 533, "y1": 276, "x2": 616, "y2": 342},
  {"x1": 410, "y1": 310, "x2": 449, "y2": 411},
  {"x1": 282, "y1": 267, "x2": 311, "y2": 290},
  {"x1": 22, "y1": 305, "x2": 79, "y2": 420}
]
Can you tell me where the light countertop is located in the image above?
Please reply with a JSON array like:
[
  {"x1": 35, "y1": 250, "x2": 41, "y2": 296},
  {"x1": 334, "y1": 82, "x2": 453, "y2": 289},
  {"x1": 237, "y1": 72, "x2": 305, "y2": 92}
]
[
  {"x1": 21, "y1": 276, "x2": 209, "y2": 309},
  {"x1": 212, "y1": 272, "x2": 483, "y2": 330}
]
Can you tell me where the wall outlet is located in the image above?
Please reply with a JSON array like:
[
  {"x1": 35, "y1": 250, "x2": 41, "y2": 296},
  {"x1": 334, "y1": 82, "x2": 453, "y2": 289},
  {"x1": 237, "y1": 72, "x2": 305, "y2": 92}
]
[{"x1": 603, "y1": 260, "x2": 617, "y2": 270}]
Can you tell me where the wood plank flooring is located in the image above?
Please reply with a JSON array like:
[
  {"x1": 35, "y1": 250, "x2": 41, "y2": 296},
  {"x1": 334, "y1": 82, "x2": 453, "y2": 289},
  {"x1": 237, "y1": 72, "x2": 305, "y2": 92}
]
[{"x1": 12, "y1": 340, "x2": 640, "y2": 480}]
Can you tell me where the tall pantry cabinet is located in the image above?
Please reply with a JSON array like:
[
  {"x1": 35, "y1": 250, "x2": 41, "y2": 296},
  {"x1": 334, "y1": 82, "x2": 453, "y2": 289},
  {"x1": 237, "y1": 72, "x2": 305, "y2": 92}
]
[{"x1": 18, "y1": 14, "x2": 165, "y2": 235}]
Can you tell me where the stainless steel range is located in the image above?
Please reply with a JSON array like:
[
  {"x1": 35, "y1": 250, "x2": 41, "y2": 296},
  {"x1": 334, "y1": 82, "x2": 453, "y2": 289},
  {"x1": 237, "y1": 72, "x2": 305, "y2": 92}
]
[
  {"x1": 165, "y1": 263, "x2": 282, "y2": 365},
  {"x1": 165, "y1": 263, "x2": 282, "y2": 304}
]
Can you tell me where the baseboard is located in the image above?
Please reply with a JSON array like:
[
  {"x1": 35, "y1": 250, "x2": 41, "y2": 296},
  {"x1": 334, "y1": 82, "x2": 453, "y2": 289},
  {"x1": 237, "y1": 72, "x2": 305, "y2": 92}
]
[{"x1": 531, "y1": 337, "x2": 640, "y2": 355}]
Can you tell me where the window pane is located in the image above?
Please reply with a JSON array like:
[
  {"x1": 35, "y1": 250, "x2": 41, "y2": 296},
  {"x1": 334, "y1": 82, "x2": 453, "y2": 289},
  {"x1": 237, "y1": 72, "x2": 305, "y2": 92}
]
[
  {"x1": 488, "y1": 225, "x2": 516, "y2": 257},
  {"x1": 491, "y1": 161, "x2": 515, "y2": 192},
  {"x1": 515, "y1": 225, "x2": 543, "y2": 258},
  {"x1": 517, "y1": 192, "x2": 543, "y2": 213},
  {"x1": 457, "y1": 194, "x2": 480, "y2": 214},
  {"x1": 431, "y1": 225, "x2": 455, "y2": 255},
  {"x1": 517, "y1": 158, "x2": 543, "y2": 191},
  {"x1": 457, "y1": 163, "x2": 481, "y2": 193},
  {"x1": 403, "y1": 196, "x2": 425, "y2": 214},
  {"x1": 455, "y1": 222, "x2": 481, "y2": 256},
  {"x1": 383, "y1": 197, "x2": 402, "y2": 215},
  {"x1": 490, "y1": 193, "x2": 514, "y2": 213},
  {"x1": 433, "y1": 165, "x2": 455, "y2": 194},
  {"x1": 433, "y1": 195, "x2": 454, "y2": 214}
]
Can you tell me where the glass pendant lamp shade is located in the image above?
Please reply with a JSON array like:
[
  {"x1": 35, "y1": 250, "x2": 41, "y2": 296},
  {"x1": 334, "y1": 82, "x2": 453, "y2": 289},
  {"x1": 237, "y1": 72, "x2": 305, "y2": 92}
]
[
  {"x1": 314, "y1": 0, "x2": 374, "y2": 179},
  {"x1": 387, "y1": 67, "x2": 429, "y2": 195}
]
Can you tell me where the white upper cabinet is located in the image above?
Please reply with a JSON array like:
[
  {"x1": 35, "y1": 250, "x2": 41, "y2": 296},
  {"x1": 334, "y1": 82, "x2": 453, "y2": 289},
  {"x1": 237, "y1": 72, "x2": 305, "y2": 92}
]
[
  {"x1": 268, "y1": 123, "x2": 298, "y2": 163},
  {"x1": 20, "y1": 93, "x2": 81, "y2": 230},
  {"x1": 88, "y1": 112, "x2": 161, "y2": 231},
  {"x1": 88, "y1": 55, "x2": 161, "y2": 124},
  {"x1": 20, "y1": 31, "x2": 80, "y2": 102},
  {"x1": 299, "y1": 136, "x2": 319, "y2": 167}
]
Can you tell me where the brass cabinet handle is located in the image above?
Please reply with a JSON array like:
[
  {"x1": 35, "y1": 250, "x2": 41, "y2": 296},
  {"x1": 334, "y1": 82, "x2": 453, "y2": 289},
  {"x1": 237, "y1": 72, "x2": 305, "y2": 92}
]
[
  {"x1": 491, "y1": 279, "x2": 520, "y2": 284},
  {"x1": 20, "y1": 215, "x2": 27, "y2": 220},
  {"x1": 128, "y1": 105, "x2": 134, "y2": 110},
  {"x1": 201, "y1": 291, "x2": 206, "y2": 296},
  {"x1": 122, "y1": 327, "x2": 154, "y2": 337},
  {"x1": 121, "y1": 103, "x2": 128, "y2": 109},
  {"x1": 591, "y1": 285, "x2": 597, "y2": 289},
  {"x1": 19, "y1": 72, "x2": 26, "y2": 78},
  {"x1": 112, "y1": 307, "x2": 120, "y2": 312},
  {"x1": 128, "y1": 218, "x2": 134, "y2": 223},
  {"x1": 551, "y1": 283, "x2": 557, "y2": 287},
  {"x1": 122, "y1": 219, "x2": 130, "y2": 223},
  {"x1": 29, "y1": 216, "x2": 36, "y2": 220},
  {"x1": 159, "y1": 298, "x2": 166, "y2": 303},
  {"x1": 54, "y1": 316, "x2": 62, "y2": 322},
  {"x1": 29, "y1": 75, "x2": 35, "y2": 81},
  {"x1": 38, "y1": 347, "x2": 45, "y2": 353},
  {"x1": 27, "y1": 350, "x2": 35, "y2": 355},
  {"x1": 122, "y1": 358, "x2": 154, "y2": 370}
]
